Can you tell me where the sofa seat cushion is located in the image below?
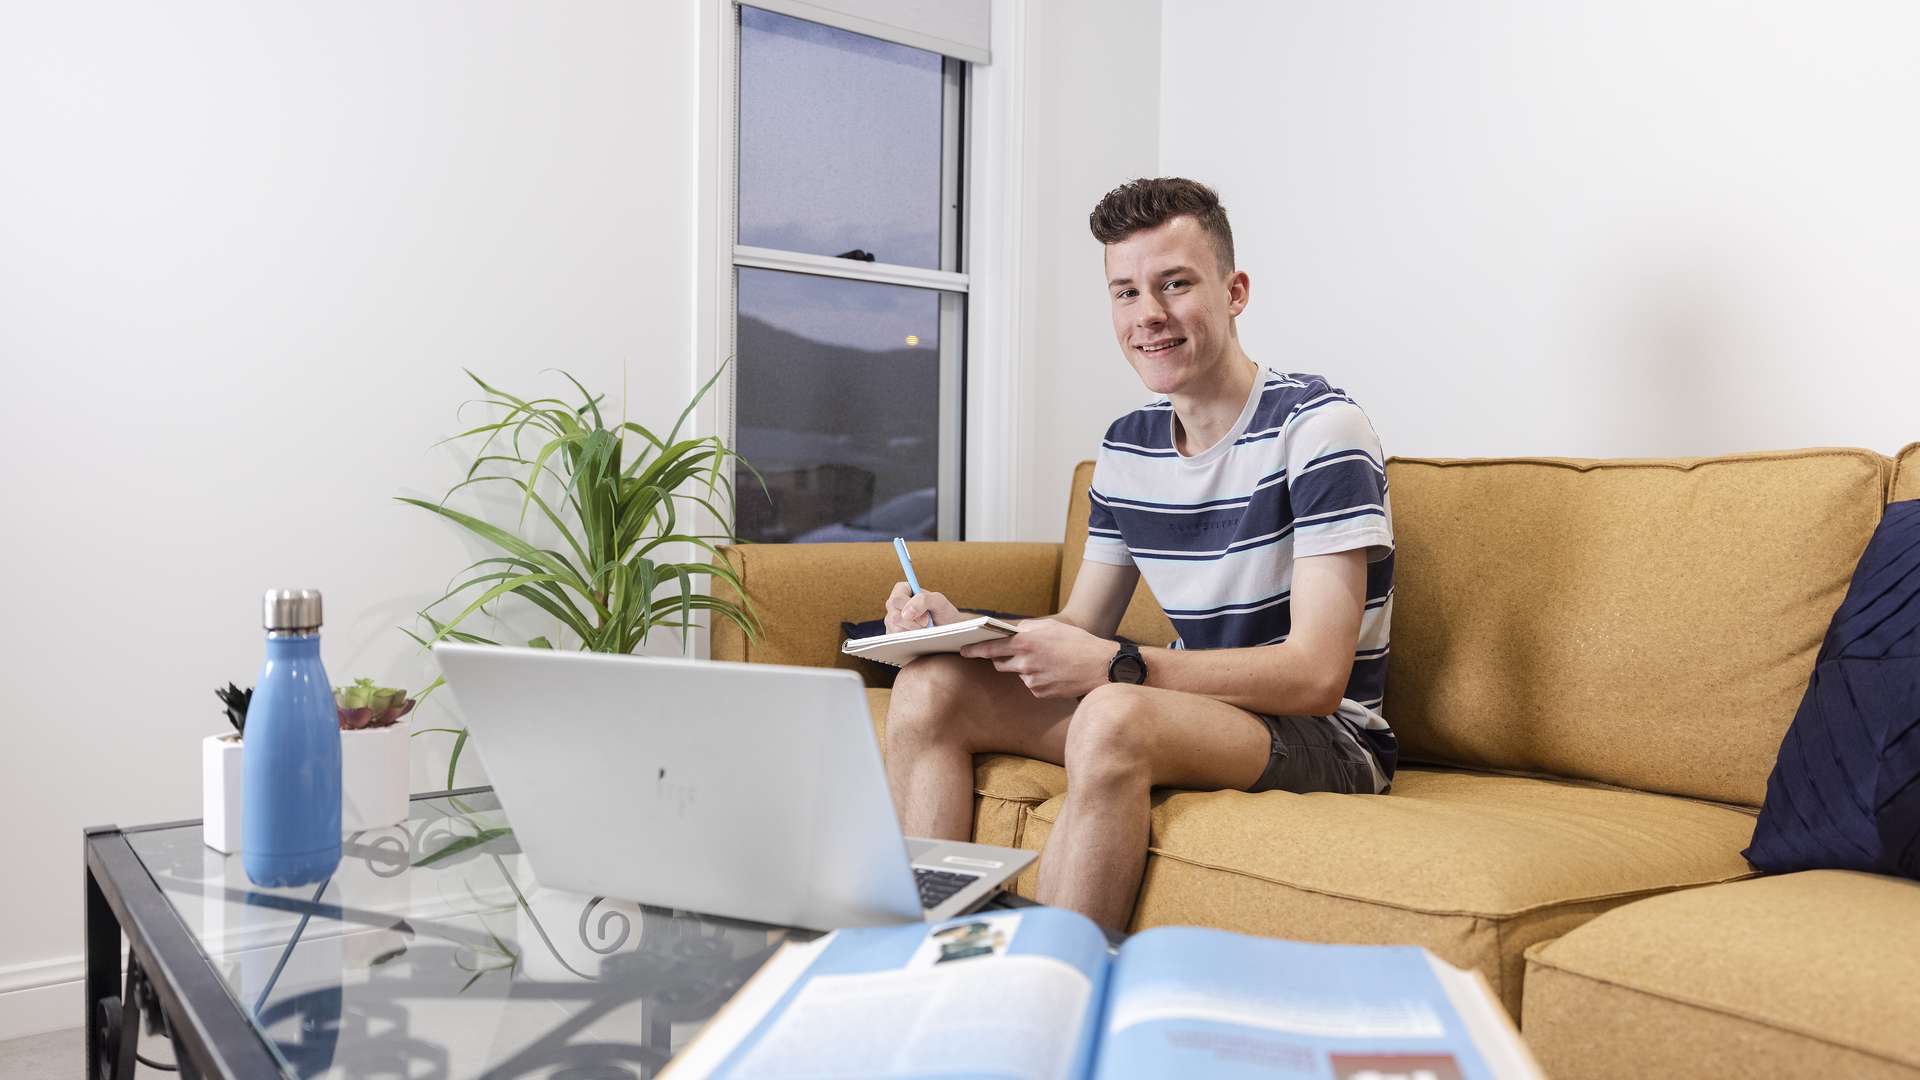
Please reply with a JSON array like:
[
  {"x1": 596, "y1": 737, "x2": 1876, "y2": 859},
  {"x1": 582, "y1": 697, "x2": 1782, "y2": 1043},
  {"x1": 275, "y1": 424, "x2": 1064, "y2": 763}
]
[
  {"x1": 863, "y1": 689, "x2": 1068, "y2": 849},
  {"x1": 1521, "y1": 871, "x2": 1920, "y2": 1079},
  {"x1": 1013, "y1": 766, "x2": 1758, "y2": 1017}
]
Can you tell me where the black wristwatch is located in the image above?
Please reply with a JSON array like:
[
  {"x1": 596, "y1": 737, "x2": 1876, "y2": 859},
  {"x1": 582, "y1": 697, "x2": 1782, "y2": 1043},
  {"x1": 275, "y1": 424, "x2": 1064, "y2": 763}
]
[{"x1": 1107, "y1": 642, "x2": 1148, "y2": 685}]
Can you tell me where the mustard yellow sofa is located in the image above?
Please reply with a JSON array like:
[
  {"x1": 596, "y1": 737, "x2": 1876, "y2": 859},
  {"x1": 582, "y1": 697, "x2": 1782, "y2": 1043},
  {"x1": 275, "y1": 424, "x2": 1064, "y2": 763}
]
[{"x1": 714, "y1": 443, "x2": 1920, "y2": 1078}]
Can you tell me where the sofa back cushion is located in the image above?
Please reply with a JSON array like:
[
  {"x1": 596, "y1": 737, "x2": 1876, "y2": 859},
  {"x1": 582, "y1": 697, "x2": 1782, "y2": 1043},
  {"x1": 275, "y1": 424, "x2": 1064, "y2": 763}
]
[
  {"x1": 1383, "y1": 449, "x2": 1888, "y2": 807},
  {"x1": 1894, "y1": 442, "x2": 1920, "y2": 503},
  {"x1": 1062, "y1": 462, "x2": 1176, "y2": 646}
]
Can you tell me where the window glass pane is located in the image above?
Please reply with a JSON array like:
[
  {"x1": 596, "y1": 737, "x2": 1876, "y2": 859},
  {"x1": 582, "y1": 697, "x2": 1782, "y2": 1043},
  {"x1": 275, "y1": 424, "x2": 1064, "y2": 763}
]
[
  {"x1": 733, "y1": 268, "x2": 942, "y2": 543},
  {"x1": 738, "y1": 6, "x2": 945, "y2": 270}
]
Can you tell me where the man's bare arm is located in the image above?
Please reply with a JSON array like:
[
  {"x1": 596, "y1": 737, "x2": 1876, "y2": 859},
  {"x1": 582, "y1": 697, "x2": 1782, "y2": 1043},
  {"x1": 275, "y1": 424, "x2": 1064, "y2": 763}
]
[
  {"x1": 1137, "y1": 549, "x2": 1368, "y2": 717},
  {"x1": 1049, "y1": 559, "x2": 1140, "y2": 639}
]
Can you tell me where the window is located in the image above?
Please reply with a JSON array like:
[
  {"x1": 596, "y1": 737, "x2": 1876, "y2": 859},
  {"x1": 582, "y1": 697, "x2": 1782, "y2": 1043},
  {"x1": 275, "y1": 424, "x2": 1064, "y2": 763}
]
[{"x1": 730, "y1": 4, "x2": 968, "y2": 544}]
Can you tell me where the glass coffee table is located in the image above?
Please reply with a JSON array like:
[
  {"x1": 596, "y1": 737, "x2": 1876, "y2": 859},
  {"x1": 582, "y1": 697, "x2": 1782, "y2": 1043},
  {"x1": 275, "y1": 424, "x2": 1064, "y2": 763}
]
[{"x1": 83, "y1": 787, "x2": 897, "y2": 1078}]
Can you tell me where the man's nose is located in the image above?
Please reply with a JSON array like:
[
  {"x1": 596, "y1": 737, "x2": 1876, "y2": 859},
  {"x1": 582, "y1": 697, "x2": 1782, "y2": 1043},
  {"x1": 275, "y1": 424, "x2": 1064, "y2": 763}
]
[{"x1": 1135, "y1": 293, "x2": 1167, "y2": 327}]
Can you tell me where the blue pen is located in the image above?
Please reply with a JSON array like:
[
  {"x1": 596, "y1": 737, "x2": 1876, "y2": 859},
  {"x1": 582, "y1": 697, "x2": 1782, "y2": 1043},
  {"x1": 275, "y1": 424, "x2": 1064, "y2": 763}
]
[{"x1": 893, "y1": 537, "x2": 934, "y2": 628}]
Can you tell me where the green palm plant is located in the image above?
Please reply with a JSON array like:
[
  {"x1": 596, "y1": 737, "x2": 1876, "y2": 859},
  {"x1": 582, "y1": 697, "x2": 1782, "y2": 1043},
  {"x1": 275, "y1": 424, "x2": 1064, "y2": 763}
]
[{"x1": 402, "y1": 367, "x2": 761, "y2": 785}]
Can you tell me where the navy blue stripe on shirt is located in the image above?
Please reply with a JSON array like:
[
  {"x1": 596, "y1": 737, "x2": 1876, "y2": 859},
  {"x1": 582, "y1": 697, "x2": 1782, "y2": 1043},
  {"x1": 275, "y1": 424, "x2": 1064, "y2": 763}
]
[
  {"x1": 1098, "y1": 482, "x2": 1293, "y2": 556},
  {"x1": 1301, "y1": 447, "x2": 1385, "y2": 475},
  {"x1": 1284, "y1": 392, "x2": 1358, "y2": 424},
  {"x1": 1105, "y1": 407, "x2": 1176, "y2": 449},
  {"x1": 1163, "y1": 588, "x2": 1291, "y2": 619},
  {"x1": 1093, "y1": 469, "x2": 1287, "y2": 512},
  {"x1": 1294, "y1": 505, "x2": 1387, "y2": 531},
  {"x1": 1172, "y1": 602, "x2": 1293, "y2": 650},
  {"x1": 1291, "y1": 458, "x2": 1391, "y2": 521},
  {"x1": 1368, "y1": 553, "x2": 1394, "y2": 594},
  {"x1": 1345, "y1": 655, "x2": 1388, "y2": 705},
  {"x1": 1129, "y1": 526, "x2": 1296, "y2": 562}
]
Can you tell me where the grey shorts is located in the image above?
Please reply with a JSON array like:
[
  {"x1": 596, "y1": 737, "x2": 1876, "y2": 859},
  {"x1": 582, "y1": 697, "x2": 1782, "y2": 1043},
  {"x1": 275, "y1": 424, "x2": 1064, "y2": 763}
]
[{"x1": 1246, "y1": 713, "x2": 1380, "y2": 795}]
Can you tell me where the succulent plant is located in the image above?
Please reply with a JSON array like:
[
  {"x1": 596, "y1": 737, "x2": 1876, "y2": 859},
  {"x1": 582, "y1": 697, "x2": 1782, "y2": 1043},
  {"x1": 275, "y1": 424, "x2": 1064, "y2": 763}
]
[
  {"x1": 334, "y1": 678, "x2": 416, "y2": 731},
  {"x1": 216, "y1": 683, "x2": 252, "y2": 736}
]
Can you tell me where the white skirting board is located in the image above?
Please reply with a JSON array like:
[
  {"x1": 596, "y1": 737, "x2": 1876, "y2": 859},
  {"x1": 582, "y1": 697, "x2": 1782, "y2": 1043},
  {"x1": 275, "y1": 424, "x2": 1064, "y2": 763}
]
[{"x1": 0, "y1": 956, "x2": 84, "y2": 1041}]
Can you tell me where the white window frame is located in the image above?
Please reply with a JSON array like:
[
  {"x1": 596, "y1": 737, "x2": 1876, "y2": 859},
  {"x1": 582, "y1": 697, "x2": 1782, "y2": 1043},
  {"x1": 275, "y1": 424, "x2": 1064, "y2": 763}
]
[{"x1": 694, "y1": 0, "x2": 1025, "y2": 544}]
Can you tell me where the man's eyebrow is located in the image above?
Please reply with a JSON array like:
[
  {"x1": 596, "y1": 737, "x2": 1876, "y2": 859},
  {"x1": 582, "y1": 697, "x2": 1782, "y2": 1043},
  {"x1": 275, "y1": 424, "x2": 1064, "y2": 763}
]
[{"x1": 1108, "y1": 265, "x2": 1197, "y2": 289}]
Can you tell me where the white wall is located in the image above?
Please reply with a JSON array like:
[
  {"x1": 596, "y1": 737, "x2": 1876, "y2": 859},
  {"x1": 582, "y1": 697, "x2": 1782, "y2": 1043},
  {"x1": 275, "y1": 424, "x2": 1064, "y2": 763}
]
[
  {"x1": 1160, "y1": 0, "x2": 1920, "y2": 459},
  {"x1": 0, "y1": 1, "x2": 698, "y2": 1037},
  {"x1": 1009, "y1": 0, "x2": 1166, "y2": 542}
]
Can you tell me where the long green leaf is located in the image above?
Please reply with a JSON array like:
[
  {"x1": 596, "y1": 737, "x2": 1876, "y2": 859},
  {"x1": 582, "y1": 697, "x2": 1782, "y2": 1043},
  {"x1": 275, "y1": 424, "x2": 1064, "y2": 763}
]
[
  {"x1": 423, "y1": 558, "x2": 600, "y2": 636},
  {"x1": 551, "y1": 369, "x2": 605, "y2": 430},
  {"x1": 667, "y1": 356, "x2": 732, "y2": 446},
  {"x1": 427, "y1": 573, "x2": 577, "y2": 646},
  {"x1": 445, "y1": 728, "x2": 469, "y2": 790},
  {"x1": 414, "y1": 824, "x2": 512, "y2": 867},
  {"x1": 396, "y1": 497, "x2": 589, "y2": 593}
]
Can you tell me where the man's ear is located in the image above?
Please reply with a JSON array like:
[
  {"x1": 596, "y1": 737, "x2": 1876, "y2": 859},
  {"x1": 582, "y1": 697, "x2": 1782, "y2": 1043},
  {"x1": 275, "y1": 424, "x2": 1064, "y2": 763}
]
[{"x1": 1227, "y1": 269, "x2": 1251, "y2": 317}]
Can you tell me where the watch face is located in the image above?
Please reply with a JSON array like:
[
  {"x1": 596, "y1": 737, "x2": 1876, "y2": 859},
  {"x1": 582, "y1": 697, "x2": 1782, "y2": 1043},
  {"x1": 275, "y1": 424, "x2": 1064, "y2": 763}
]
[{"x1": 1112, "y1": 652, "x2": 1146, "y2": 684}]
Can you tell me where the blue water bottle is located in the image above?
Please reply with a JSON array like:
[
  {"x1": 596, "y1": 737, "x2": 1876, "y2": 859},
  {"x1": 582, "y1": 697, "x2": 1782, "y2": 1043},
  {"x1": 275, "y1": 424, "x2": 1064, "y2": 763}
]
[{"x1": 242, "y1": 588, "x2": 341, "y2": 887}]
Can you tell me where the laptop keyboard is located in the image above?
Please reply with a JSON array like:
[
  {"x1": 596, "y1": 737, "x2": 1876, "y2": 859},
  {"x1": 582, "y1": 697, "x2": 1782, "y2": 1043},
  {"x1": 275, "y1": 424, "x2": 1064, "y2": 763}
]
[{"x1": 914, "y1": 867, "x2": 981, "y2": 909}]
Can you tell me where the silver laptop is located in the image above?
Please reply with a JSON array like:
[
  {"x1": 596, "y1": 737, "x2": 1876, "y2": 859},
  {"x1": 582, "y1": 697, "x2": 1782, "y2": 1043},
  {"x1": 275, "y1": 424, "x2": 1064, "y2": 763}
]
[{"x1": 432, "y1": 643, "x2": 1036, "y2": 930}]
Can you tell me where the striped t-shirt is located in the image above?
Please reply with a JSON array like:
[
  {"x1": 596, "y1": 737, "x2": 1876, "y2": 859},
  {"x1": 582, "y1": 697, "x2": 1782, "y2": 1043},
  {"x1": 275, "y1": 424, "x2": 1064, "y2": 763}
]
[{"x1": 1084, "y1": 368, "x2": 1397, "y2": 789}]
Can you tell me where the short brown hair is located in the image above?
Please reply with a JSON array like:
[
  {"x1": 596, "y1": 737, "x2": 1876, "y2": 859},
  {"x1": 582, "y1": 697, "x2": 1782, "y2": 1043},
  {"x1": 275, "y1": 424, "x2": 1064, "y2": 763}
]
[{"x1": 1089, "y1": 177, "x2": 1235, "y2": 273}]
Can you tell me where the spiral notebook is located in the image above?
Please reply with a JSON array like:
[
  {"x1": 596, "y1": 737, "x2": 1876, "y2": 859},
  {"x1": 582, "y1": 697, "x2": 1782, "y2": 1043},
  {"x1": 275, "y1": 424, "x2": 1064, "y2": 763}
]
[{"x1": 839, "y1": 615, "x2": 1022, "y2": 668}]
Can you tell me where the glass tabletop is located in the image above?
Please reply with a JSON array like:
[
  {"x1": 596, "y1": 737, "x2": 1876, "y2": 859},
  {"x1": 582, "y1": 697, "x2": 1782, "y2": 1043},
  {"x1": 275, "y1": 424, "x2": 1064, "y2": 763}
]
[{"x1": 126, "y1": 790, "x2": 814, "y2": 1078}]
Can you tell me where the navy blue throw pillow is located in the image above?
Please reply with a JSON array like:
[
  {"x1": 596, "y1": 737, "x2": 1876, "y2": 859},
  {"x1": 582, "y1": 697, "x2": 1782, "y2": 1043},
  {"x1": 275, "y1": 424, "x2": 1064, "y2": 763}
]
[{"x1": 1745, "y1": 499, "x2": 1920, "y2": 880}]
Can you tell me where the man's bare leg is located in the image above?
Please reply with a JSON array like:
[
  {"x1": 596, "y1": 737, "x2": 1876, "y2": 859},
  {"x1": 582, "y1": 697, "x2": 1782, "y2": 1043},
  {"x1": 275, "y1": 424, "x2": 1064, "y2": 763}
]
[
  {"x1": 885, "y1": 654, "x2": 1074, "y2": 840},
  {"x1": 1036, "y1": 684, "x2": 1270, "y2": 932}
]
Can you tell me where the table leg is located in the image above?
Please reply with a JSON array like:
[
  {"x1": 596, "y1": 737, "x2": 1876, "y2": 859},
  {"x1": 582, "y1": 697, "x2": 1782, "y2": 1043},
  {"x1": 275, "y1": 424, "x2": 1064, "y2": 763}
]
[
  {"x1": 114, "y1": 960, "x2": 145, "y2": 1080},
  {"x1": 85, "y1": 851, "x2": 123, "y2": 1080}
]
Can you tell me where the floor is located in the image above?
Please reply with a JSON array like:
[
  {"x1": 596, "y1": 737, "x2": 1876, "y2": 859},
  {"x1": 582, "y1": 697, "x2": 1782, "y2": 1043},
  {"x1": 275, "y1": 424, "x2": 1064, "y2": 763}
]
[
  {"x1": 0, "y1": 1025, "x2": 200, "y2": 1078},
  {"x1": 0, "y1": 1027, "x2": 81, "y2": 1078}
]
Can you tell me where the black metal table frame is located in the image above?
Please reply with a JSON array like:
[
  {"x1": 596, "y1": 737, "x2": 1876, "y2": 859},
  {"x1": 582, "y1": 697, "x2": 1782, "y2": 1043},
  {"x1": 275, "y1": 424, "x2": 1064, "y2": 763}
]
[
  {"x1": 82, "y1": 786, "x2": 498, "y2": 1080},
  {"x1": 82, "y1": 787, "x2": 1060, "y2": 1080}
]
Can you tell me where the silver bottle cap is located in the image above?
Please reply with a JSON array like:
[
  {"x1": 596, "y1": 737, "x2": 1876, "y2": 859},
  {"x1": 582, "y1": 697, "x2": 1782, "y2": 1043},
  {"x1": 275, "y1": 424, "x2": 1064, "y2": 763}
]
[{"x1": 263, "y1": 589, "x2": 324, "y2": 631}]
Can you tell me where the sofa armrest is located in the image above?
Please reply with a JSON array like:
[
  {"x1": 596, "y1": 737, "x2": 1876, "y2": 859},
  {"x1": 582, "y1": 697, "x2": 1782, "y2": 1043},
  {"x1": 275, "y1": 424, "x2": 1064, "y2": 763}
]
[{"x1": 711, "y1": 541, "x2": 1064, "y2": 678}]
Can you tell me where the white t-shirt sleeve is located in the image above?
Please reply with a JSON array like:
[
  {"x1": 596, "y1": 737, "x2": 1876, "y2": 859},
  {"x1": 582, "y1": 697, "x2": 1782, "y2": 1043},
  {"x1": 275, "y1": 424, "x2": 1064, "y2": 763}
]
[
  {"x1": 1284, "y1": 398, "x2": 1394, "y2": 562},
  {"x1": 1082, "y1": 451, "x2": 1134, "y2": 566}
]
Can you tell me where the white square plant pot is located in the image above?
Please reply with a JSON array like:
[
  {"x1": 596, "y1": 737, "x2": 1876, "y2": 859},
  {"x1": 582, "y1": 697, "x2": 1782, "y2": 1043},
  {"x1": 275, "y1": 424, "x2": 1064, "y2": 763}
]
[
  {"x1": 341, "y1": 721, "x2": 411, "y2": 833},
  {"x1": 202, "y1": 734, "x2": 245, "y2": 853}
]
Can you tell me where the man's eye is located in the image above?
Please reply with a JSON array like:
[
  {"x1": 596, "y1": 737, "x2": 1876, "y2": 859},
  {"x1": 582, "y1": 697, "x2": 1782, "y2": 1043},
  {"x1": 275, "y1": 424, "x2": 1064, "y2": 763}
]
[
  {"x1": 1115, "y1": 289, "x2": 1136, "y2": 300},
  {"x1": 1164, "y1": 279, "x2": 1189, "y2": 291}
]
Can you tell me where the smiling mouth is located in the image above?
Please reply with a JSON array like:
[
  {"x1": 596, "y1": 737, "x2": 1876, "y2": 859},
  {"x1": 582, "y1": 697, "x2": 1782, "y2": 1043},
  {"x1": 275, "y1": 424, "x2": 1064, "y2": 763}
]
[{"x1": 1135, "y1": 338, "x2": 1186, "y2": 354}]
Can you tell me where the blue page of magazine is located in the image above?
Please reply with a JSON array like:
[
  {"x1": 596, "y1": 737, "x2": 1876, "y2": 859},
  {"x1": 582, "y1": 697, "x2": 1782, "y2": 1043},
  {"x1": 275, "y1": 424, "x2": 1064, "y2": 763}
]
[
  {"x1": 1091, "y1": 928, "x2": 1497, "y2": 1080},
  {"x1": 711, "y1": 906, "x2": 1112, "y2": 1079}
]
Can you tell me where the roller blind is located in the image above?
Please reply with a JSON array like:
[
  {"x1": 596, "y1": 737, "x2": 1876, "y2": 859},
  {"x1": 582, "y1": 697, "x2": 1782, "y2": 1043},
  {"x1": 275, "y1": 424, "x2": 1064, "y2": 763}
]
[{"x1": 740, "y1": 0, "x2": 990, "y2": 64}]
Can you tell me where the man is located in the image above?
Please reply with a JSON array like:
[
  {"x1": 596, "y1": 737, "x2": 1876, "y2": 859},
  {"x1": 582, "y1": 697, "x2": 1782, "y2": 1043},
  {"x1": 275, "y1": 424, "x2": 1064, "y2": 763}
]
[{"x1": 882, "y1": 177, "x2": 1395, "y2": 933}]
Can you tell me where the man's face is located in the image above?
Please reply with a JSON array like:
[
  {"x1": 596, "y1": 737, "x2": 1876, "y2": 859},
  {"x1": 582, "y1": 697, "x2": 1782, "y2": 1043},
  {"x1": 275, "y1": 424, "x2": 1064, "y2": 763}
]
[{"x1": 1104, "y1": 215, "x2": 1249, "y2": 397}]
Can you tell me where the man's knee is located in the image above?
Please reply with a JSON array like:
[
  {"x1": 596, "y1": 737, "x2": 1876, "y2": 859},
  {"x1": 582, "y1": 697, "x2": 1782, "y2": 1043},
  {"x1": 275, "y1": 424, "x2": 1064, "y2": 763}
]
[
  {"x1": 887, "y1": 655, "x2": 976, "y2": 745},
  {"x1": 1064, "y1": 685, "x2": 1156, "y2": 791}
]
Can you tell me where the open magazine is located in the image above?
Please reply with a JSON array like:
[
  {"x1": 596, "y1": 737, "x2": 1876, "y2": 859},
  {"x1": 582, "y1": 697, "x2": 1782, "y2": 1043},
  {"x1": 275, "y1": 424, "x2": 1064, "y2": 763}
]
[{"x1": 664, "y1": 907, "x2": 1543, "y2": 1080}]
